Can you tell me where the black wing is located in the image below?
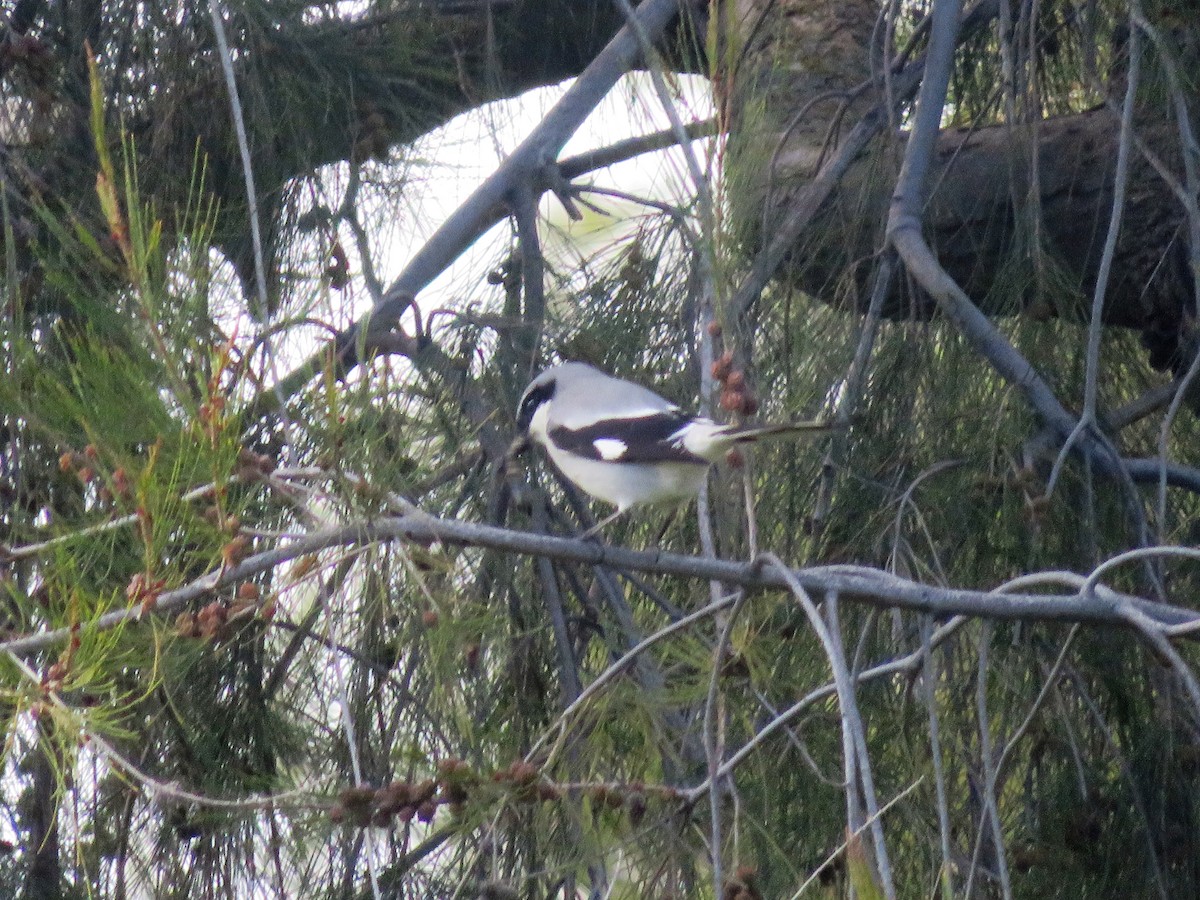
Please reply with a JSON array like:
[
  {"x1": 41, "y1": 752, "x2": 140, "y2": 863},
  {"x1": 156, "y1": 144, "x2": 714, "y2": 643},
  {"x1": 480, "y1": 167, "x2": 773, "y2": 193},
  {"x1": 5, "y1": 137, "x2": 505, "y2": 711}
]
[{"x1": 548, "y1": 410, "x2": 708, "y2": 464}]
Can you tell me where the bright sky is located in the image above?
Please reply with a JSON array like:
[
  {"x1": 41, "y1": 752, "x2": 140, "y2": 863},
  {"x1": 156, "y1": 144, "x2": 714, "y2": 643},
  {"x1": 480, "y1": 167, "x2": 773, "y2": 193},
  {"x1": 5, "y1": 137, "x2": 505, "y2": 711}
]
[
  {"x1": 214, "y1": 72, "x2": 714, "y2": 408},
  {"x1": 342, "y1": 72, "x2": 713, "y2": 330}
]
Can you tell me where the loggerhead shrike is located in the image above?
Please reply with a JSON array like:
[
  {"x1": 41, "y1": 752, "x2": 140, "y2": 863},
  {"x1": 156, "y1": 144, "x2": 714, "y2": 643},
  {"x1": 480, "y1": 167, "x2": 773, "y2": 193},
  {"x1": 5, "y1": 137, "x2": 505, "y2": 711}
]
[{"x1": 510, "y1": 361, "x2": 832, "y2": 529}]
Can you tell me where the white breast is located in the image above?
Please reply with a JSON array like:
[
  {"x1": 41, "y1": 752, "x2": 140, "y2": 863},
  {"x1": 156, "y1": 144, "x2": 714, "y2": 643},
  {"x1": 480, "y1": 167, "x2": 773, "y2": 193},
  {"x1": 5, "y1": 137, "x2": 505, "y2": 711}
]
[{"x1": 545, "y1": 443, "x2": 709, "y2": 510}]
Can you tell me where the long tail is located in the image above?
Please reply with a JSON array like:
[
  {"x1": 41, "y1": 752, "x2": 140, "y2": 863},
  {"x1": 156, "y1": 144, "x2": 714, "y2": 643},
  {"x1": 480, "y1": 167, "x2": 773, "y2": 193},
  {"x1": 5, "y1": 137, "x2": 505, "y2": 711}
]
[
  {"x1": 727, "y1": 420, "x2": 837, "y2": 443},
  {"x1": 682, "y1": 418, "x2": 836, "y2": 462}
]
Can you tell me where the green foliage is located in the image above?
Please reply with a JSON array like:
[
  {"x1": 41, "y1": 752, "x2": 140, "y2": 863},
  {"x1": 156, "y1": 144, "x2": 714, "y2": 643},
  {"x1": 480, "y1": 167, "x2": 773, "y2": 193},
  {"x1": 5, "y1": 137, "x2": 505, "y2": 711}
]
[{"x1": 0, "y1": 86, "x2": 311, "y2": 895}]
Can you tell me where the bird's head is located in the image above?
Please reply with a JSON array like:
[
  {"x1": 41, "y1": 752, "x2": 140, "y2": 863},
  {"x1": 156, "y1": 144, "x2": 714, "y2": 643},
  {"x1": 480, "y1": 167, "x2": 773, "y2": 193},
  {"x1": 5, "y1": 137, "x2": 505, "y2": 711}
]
[{"x1": 510, "y1": 368, "x2": 559, "y2": 457}]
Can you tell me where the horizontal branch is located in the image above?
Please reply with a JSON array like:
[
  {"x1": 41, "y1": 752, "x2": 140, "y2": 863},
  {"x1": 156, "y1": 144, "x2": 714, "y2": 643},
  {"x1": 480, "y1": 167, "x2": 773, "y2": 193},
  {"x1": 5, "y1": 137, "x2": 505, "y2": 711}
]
[
  {"x1": 558, "y1": 118, "x2": 718, "y2": 180},
  {"x1": 3, "y1": 513, "x2": 1197, "y2": 659},
  {"x1": 1124, "y1": 458, "x2": 1200, "y2": 494}
]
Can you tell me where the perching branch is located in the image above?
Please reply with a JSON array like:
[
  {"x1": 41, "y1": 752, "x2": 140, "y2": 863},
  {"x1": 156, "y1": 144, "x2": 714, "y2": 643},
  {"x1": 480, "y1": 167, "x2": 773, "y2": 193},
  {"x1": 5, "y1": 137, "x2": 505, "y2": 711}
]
[{"x1": 4, "y1": 511, "x2": 1200, "y2": 659}]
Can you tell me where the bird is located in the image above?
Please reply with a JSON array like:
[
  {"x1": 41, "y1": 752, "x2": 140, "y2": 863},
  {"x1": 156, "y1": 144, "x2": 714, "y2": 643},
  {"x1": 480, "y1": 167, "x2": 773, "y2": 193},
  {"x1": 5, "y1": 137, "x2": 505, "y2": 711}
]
[{"x1": 510, "y1": 361, "x2": 833, "y2": 532}]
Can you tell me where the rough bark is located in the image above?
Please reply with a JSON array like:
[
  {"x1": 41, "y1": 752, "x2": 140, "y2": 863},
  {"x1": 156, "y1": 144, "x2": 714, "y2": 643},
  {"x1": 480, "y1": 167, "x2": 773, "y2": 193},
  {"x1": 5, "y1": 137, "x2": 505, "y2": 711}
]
[
  {"x1": 788, "y1": 108, "x2": 1193, "y2": 369},
  {"x1": 728, "y1": 0, "x2": 1196, "y2": 373}
]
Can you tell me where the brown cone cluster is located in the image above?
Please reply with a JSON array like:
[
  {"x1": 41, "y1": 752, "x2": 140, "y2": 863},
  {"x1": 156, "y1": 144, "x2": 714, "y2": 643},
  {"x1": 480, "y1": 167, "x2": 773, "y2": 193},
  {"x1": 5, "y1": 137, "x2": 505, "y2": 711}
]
[
  {"x1": 711, "y1": 350, "x2": 760, "y2": 418},
  {"x1": 721, "y1": 865, "x2": 763, "y2": 900},
  {"x1": 328, "y1": 759, "x2": 675, "y2": 831}
]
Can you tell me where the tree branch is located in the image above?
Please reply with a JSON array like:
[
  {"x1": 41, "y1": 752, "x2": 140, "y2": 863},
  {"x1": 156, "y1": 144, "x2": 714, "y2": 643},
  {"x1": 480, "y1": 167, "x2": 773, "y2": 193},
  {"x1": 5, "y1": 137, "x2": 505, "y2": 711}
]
[
  {"x1": 885, "y1": 0, "x2": 1163, "y2": 592},
  {"x1": 250, "y1": 0, "x2": 690, "y2": 415},
  {"x1": 732, "y1": 0, "x2": 1000, "y2": 315},
  {"x1": 4, "y1": 512, "x2": 1199, "y2": 659}
]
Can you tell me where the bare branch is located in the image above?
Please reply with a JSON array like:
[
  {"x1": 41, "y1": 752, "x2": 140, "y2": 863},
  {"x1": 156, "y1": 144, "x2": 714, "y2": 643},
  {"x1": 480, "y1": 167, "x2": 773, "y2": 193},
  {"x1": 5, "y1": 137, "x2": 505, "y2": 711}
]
[
  {"x1": 885, "y1": 0, "x2": 1165, "y2": 595},
  {"x1": 971, "y1": 623, "x2": 1013, "y2": 899},
  {"x1": 511, "y1": 180, "x2": 545, "y2": 371},
  {"x1": 558, "y1": 119, "x2": 718, "y2": 180},
  {"x1": 758, "y1": 557, "x2": 896, "y2": 898},
  {"x1": 1044, "y1": 10, "x2": 1140, "y2": 496},
  {"x1": 920, "y1": 615, "x2": 955, "y2": 897},
  {"x1": 6, "y1": 513, "x2": 1200, "y2": 659},
  {"x1": 532, "y1": 503, "x2": 583, "y2": 704},
  {"x1": 703, "y1": 588, "x2": 748, "y2": 895}
]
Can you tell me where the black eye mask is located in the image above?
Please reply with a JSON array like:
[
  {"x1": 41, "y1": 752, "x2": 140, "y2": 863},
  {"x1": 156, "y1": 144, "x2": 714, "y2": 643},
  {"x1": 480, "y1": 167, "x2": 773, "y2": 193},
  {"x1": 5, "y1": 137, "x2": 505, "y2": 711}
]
[{"x1": 516, "y1": 378, "x2": 556, "y2": 433}]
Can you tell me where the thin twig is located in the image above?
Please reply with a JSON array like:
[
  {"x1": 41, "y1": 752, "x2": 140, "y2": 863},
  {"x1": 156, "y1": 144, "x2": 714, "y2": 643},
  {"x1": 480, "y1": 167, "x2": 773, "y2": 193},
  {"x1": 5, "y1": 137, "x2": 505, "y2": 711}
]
[
  {"x1": 262, "y1": 553, "x2": 361, "y2": 702},
  {"x1": 974, "y1": 623, "x2": 1013, "y2": 899},
  {"x1": 532, "y1": 503, "x2": 583, "y2": 704},
  {"x1": 339, "y1": 164, "x2": 386, "y2": 304},
  {"x1": 1044, "y1": 8, "x2": 1139, "y2": 496},
  {"x1": 324, "y1": 596, "x2": 383, "y2": 899},
  {"x1": 536, "y1": 591, "x2": 742, "y2": 768},
  {"x1": 6, "y1": 652, "x2": 321, "y2": 812},
  {"x1": 1081, "y1": 543, "x2": 1200, "y2": 597},
  {"x1": 1137, "y1": 0, "x2": 1200, "y2": 539},
  {"x1": 703, "y1": 589, "x2": 749, "y2": 894},
  {"x1": 813, "y1": 251, "x2": 894, "y2": 532},
  {"x1": 1061, "y1": 662, "x2": 1169, "y2": 899},
  {"x1": 694, "y1": 617, "x2": 969, "y2": 798},
  {"x1": 511, "y1": 180, "x2": 545, "y2": 371},
  {"x1": 994, "y1": 625, "x2": 1079, "y2": 781},
  {"x1": 206, "y1": 0, "x2": 299, "y2": 462},
  {"x1": 761, "y1": 557, "x2": 896, "y2": 899},
  {"x1": 920, "y1": 616, "x2": 955, "y2": 900},
  {"x1": 1116, "y1": 600, "x2": 1200, "y2": 724},
  {"x1": 787, "y1": 777, "x2": 924, "y2": 900}
]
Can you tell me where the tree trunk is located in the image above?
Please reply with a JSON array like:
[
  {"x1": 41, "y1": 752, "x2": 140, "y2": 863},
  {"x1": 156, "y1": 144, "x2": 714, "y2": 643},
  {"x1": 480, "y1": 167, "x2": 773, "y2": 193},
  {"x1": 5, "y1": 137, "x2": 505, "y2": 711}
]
[
  {"x1": 19, "y1": 726, "x2": 60, "y2": 900},
  {"x1": 726, "y1": 0, "x2": 1195, "y2": 372},
  {"x1": 785, "y1": 108, "x2": 1192, "y2": 368}
]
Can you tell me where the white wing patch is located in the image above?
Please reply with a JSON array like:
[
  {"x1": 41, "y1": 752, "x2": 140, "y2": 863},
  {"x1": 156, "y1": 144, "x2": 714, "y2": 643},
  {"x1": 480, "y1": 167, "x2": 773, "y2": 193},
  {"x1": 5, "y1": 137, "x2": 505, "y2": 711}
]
[{"x1": 592, "y1": 438, "x2": 629, "y2": 460}]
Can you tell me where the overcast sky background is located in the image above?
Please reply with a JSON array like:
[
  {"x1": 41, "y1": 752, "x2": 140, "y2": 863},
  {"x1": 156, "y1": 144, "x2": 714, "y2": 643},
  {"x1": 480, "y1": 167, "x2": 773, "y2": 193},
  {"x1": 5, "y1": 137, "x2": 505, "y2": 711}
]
[{"x1": 249, "y1": 72, "x2": 717, "y2": 370}]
